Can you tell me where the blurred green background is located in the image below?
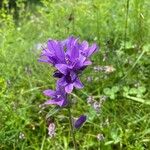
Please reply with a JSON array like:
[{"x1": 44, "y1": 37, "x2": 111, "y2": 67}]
[{"x1": 0, "y1": 0, "x2": 150, "y2": 149}]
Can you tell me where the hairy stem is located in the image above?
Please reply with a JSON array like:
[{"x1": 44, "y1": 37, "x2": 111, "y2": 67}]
[{"x1": 67, "y1": 105, "x2": 78, "y2": 150}]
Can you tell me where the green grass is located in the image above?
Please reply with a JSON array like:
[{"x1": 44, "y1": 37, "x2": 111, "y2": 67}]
[{"x1": 0, "y1": 0, "x2": 150, "y2": 149}]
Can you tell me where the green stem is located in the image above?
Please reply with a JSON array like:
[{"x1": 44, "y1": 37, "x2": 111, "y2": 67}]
[
  {"x1": 124, "y1": 0, "x2": 130, "y2": 49},
  {"x1": 67, "y1": 106, "x2": 78, "y2": 150}
]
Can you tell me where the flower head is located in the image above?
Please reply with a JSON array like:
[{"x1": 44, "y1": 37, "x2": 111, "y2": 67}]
[
  {"x1": 38, "y1": 40, "x2": 65, "y2": 65},
  {"x1": 40, "y1": 36, "x2": 99, "y2": 93},
  {"x1": 48, "y1": 123, "x2": 56, "y2": 138},
  {"x1": 43, "y1": 86, "x2": 68, "y2": 107},
  {"x1": 56, "y1": 70, "x2": 84, "y2": 93},
  {"x1": 38, "y1": 36, "x2": 99, "y2": 137},
  {"x1": 97, "y1": 133, "x2": 105, "y2": 141},
  {"x1": 74, "y1": 115, "x2": 87, "y2": 129}
]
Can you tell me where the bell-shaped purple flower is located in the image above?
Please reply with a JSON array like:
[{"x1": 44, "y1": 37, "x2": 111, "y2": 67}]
[
  {"x1": 43, "y1": 86, "x2": 68, "y2": 107},
  {"x1": 55, "y1": 65, "x2": 84, "y2": 93},
  {"x1": 39, "y1": 36, "x2": 99, "y2": 93},
  {"x1": 38, "y1": 40, "x2": 66, "y2": 65},
  {"x1": 74, "y1": 115, "x2": 87, "y2": 129},
  {"x1": 79, "y1": 40, "x2": 98, "y2": 57},
  {"x1": 39, "y1": 36, "x2": 98, "y2": 68}
]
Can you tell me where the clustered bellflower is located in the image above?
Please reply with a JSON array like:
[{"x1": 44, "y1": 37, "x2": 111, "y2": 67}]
[{"x1": 39, "y1": 36, "x2": 99, "y2": 128}]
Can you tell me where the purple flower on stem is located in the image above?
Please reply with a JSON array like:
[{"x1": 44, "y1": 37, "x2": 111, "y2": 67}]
[
  {"x1": 56, "y1": 69, "x2": 84, "y2": 93},
  {"x1": 39, "y1": 36, "x2": 99, "y2": 93},
  {"x1": 43, "y1": 86, "x2": 68, "y2": 107},
  {"x1": 38, "y1": 36, "x2": 99, "y2": 146},
  {"x1": 74, "y1": 115, "x2": 87, "y2": 129}
]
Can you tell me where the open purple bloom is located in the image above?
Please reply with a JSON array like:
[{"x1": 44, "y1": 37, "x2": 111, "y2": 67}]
[
  {"x1": 39, "y1": 36, "x2": 99, "y2": 93},
  {"x1": 38, "y1": 40, "x2": 65, "y2": 65},
  {"x1": 55, "y1": 66, "x2": 84, "y2": 93},
  {"x1": 43, "y1": 86, "x2": 68, "y2": 107},
  {"x1": 39, "y1": 36, "x2": 98, "y2": 68},
  {"x1": 63, "y1": 36, "x2": 95, "y2": 70},
  {"x1": 79, "y1": 41, "x2": 98, "y2": 57},
  {"x1": 38, "y1": 36, "x2": 99, "y2": 135},
  {"x1": 74, "y1": 115, "x2": 87, "y2": 129}
]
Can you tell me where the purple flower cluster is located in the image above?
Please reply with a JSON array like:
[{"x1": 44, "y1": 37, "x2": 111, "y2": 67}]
[{"x1": 39, "y1": 36, "x2": 99, "y2": 128}]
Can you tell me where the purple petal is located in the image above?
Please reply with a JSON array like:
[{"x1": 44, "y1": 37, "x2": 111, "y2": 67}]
[
  {"x1": 66, "y1": 37, "x2": 78, "y2": 56},
  {"x1": 47, "y1": 40, "x2": 65, "y2": 63},
  {"x1": 57, "y1": 77, "x2": 67, "y2": 86},
  {"x1": 70, "y1": 45, "x2": 79, "y2": 62},
  {"x1": 43, "y1": 90, "x2": 56, "y2": 97},
  {"x1": 47, "y1": 40, "x2": 56, "y2": 54},
  {"x1": 65, "y1": 84, "x2": 74, "y2": 93},
  {"x1": 67, "y1": 36, "x2": 77, "y2": 48},
  {"x1": 74, "y1": 78, "x2": 84, "y2": 89},
  {"x1": 74, "y1": 55, "x2": 86, "y2": 69},
  {"x1": 38, "y1": 58, "x2": 49, "y2": 63},
  {"x1": 83, "y1": 60, "x2": 92, "y2": 66},
  {"x1": 80, "y1": 41, "x2": 89, "y2": 50},
  {"x1": 44, "y1": 98, "x2": 67, "y2": 107},
  {"x1": 70, "y1": 71, "x2": 77, "y2": 81},
  {"x1": 39, "y1": 54, "x2": 57, "y2": 65},
  {"x1": 55, "y1": 64, "x2": 68, "y2": 75},
  {"x1": 74, "y1": 115, "x2": 87, "y2": 129},
  {"x1": 55, "y1": 42, "x2": 65, "y2": 62},
  {"x1": 87, "y1": 44, "x2": 98, "y2": 57},
  {"x1": 55, "y1": 85, "x2": 67, "y2": 99},
  {"x1": 41, "y1": 49, "x2": 54, "y2": 57},
  {"x1": 61, "y1": 39, "x2": 68, "y2": 47}
]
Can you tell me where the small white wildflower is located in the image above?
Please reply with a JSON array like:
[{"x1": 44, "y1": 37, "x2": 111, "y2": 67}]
[
  {"x1": 93, "y1": 66, "x2": 104, "y2": 72},
  {"x1": 87, "y1": 96, "x2": 94, "y2": 104},
  {"x1": 99, "y1": 95, "x2": 107, "y2": 103},
  {"x1": 19, "y1": 132, "x2": 25, "y2": 140},
  {"x1": 93, "y1": 101, "x2": 101, "y2": 113},
  {"x1": 97, "y1": 133, "x2": 105, "y2": 141},
  {"x1": 104, "y1": 118, "x2": 109, "y2": 126},
  {"x1": 103, "y1": 66, "x2": 116, "y2": 73},
  {"x1": 48, "y1": 123, "x2": 56, "y2": 138}
]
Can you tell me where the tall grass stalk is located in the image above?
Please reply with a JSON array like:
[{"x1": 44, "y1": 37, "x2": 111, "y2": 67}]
[
  {"x1": 95, "y1": 3, "x2": 101, "y2": 94},
  {"x1": 124, "y1": 0, "x2": 130, "y2": 49}
]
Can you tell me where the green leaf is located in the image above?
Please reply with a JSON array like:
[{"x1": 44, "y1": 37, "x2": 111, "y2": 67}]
[
  {"x1": 112, "y1": 86, "x2": 119, "y2": 93},
  {"x1": 103, "y1": 88, "x2": 111, "y2": 95},
  {"x1": 138, "y1": 86, "x2": 146, "y2": 93},
  {"x1": 129, "y1": 88, "x2": 137, "y2": 95},
  {"x1": 110, "y1": 93, "x2": 115, "y2": 100}
]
